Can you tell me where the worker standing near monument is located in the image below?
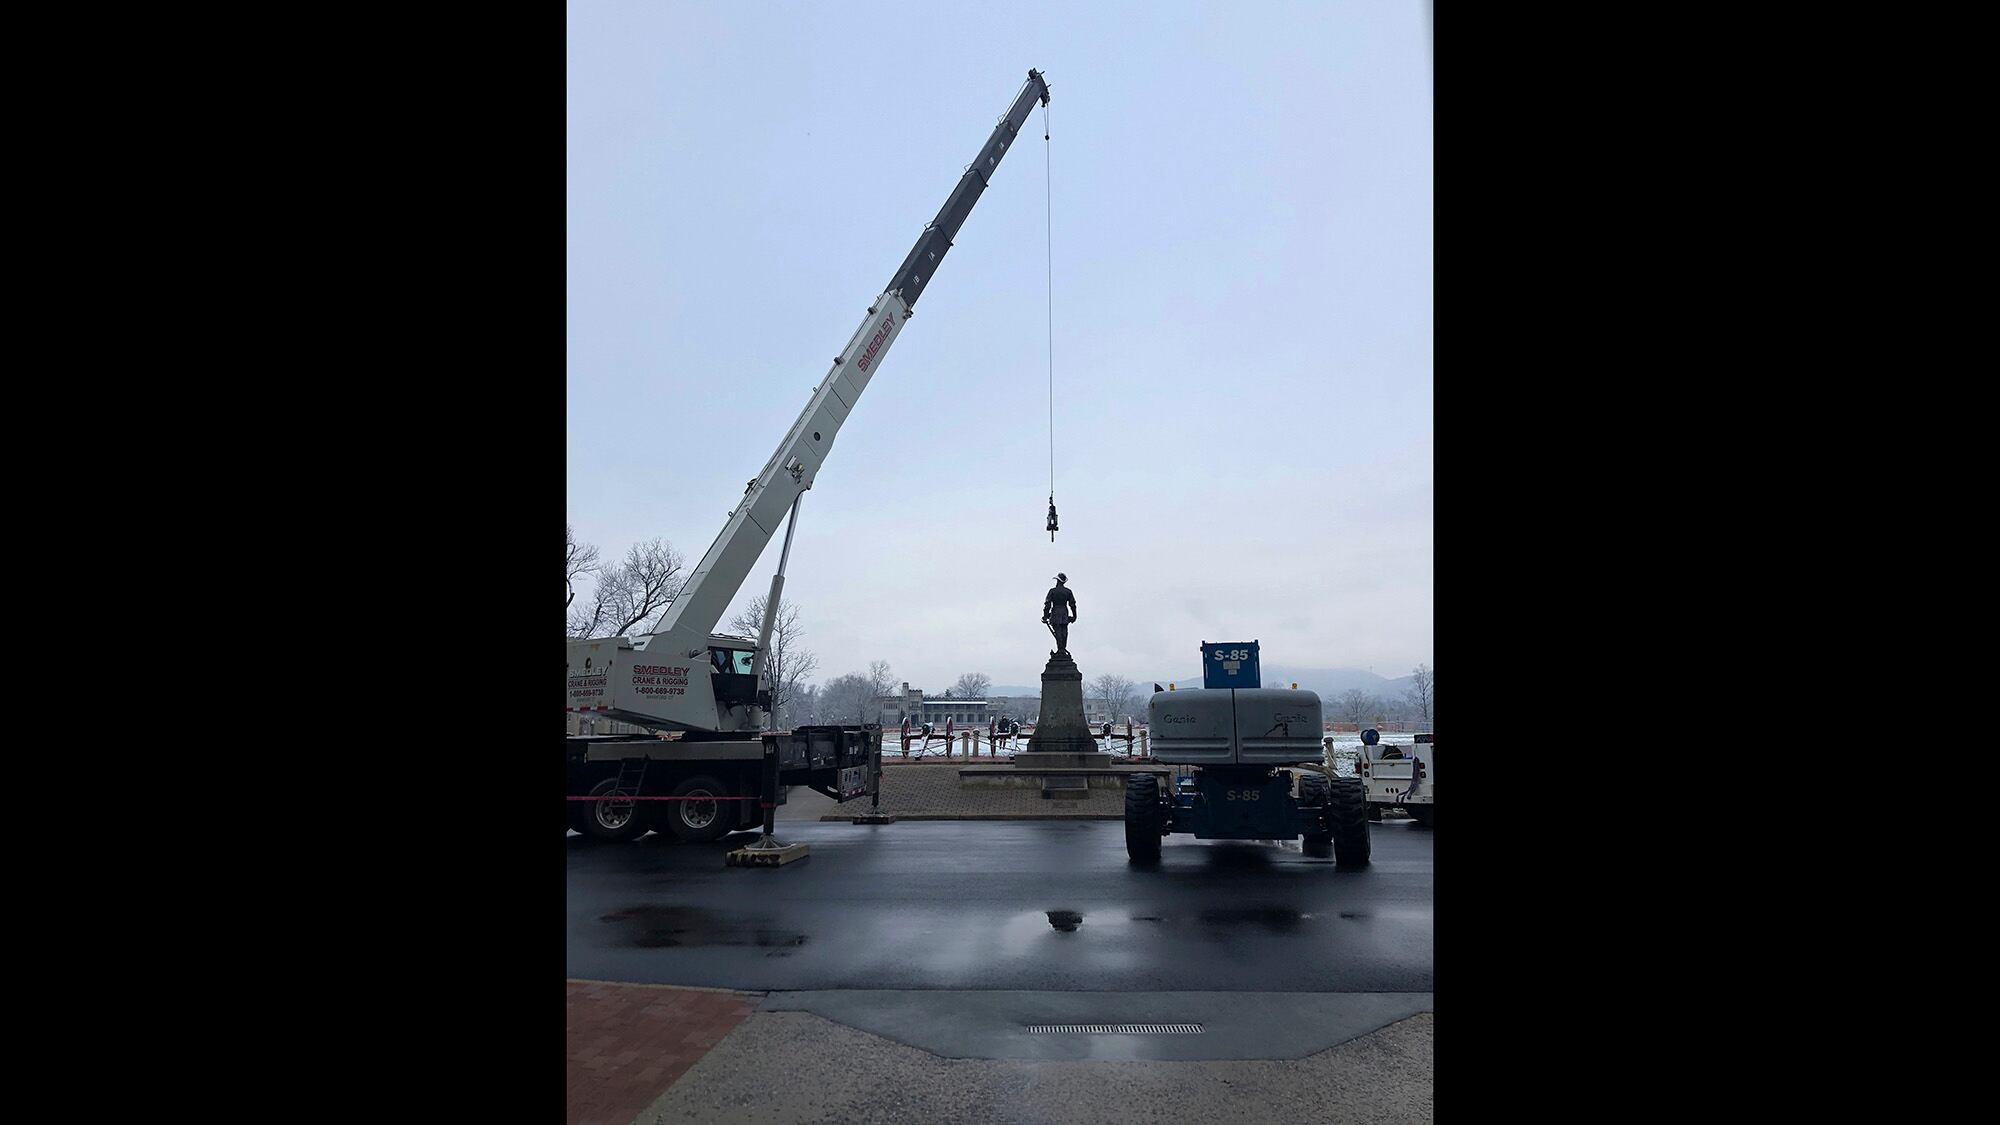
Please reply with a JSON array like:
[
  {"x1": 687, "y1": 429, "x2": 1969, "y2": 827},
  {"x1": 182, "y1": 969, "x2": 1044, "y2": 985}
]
[{"x1": 1042, "y1": 573, "x2": 1077, "y2": 654}]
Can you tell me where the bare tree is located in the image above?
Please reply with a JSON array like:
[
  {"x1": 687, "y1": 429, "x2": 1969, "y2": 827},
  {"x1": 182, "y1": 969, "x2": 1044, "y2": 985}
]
[
  {"x1": 1336, "y1": 689, "x2": 1382, "y2": 726},
  {"x1": 565, "y1": 524, "x2": 600, "y2": 611},
  {"x1": 566, "y1": 537, "x2": 686, "y2": 639},
  {"x1": 1405, "y1": 664, "x2": 1433, "y2": 727},
  {"x1": 866, "y1": 660, "x2": 897, "y2": 701},
  {"x1": 1090, "y1": 674, "x2": 1139, "y2": 723},
  {"x1": 606, "y1": 539, "x2": 685, "y2": 636},
  {"x1": 788, "y1": 683, "x2": 821, "y2": 725},
  {"x1": 728, "y1": 595, "x2": 818, "y2": 727},
  {"x1": 948, "y1": 672, "x2": 992, "y2": 699},
  {"x1": 818, "y1": 673, "x2": 878, "y2": 724},
  {"x1": 566, "y1": 569, "x2": 611, "y2": 639}
]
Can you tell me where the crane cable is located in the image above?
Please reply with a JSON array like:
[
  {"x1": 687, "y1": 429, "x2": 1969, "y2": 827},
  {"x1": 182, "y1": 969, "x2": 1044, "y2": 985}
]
[{"x1": 1043, "y1": 99, "x2": 1058, "y2": 543}]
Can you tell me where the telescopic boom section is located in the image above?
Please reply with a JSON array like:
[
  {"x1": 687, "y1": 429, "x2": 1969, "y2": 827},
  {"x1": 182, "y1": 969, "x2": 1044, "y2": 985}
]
[
  {"x1": 885, "y1": 68, "x2": 1051, "y2": 310},
  {"x1": 644, "y1": 69, "x2": 1051, "y2": 650}
]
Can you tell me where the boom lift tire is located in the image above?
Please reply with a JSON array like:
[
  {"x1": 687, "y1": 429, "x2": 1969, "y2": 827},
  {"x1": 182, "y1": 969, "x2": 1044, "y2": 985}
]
[
  {"x1": 1298, "y1": 774, "x2": 1333, "y2": 858},
  {"x1": 1328, "y1": 777, "x2": 1371, "y2": 867},
  {"x1": 582, "y1": 777, "x2": 650, "y2": 843},
  {"x1": 663, "y1": 775, "x2": 735, "y2": 843},
  {"x1": 1124, "y1": 773, "x2": 1163, "y2": 864}
]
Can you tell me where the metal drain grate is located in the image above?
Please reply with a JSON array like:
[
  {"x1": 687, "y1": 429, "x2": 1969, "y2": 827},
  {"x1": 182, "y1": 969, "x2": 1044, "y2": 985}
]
[{"x1": 1025, "y1": 1023, "x2": 1204, "y2": 1035}]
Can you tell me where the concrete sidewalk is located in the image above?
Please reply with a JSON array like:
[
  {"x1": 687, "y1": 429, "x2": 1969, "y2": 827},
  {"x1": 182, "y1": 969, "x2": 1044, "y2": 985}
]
[
  {"x1": 639, "y1": 1006, "x2": 1434, "y2": 1124},
  {"x1": 571, "y1": 980, "x2": 1435, "y2": 1124}
]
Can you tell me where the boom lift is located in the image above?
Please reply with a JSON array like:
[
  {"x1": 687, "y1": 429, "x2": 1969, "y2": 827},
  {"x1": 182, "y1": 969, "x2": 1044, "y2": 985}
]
[
  {"x1": 1127, "y1": 643, "x2": 1372, "y2": 866},
  {"x1": 567, "y1": 69, "x2": 1053, "y2": 843}
]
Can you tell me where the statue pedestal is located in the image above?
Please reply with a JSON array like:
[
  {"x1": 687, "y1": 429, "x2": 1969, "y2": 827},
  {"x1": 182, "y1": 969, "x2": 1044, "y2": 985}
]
[
  {"x1": 1019, "y1": 650, "x2": 1114, "y2": 768},
  {"x1": 961, "y1": 648, "x2": 1149, "y2": 795}
]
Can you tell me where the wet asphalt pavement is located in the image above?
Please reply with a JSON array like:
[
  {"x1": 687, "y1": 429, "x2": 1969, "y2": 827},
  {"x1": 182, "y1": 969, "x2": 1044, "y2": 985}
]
[{"x1": 567, "y1": 820, "x2": 1432, "y2": 994}]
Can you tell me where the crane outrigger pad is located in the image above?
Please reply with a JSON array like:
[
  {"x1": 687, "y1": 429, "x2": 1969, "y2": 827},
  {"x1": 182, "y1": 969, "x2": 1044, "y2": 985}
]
[{"x1": 725, "y1": 839, "x2": 810, "y2": 867}]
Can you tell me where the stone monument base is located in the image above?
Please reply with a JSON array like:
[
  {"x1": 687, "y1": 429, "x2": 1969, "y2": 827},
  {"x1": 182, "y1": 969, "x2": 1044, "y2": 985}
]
[
  {"x1": 1020, "y1": 650, "x2": 1095, "y2": 763},
  {"x1": 1012, "y1": 750, "x2": 1118, "y2": 770},
  {"x1": 961, "y1": 764, "x2": 1158, "y2": 791},
  {"x1": 967, "y1": 648, "x2": 1132, "y2": 793}
]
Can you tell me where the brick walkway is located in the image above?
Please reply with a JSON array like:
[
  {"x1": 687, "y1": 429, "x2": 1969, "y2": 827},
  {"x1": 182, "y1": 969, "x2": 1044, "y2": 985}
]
[{"x1": 567, "y1": 980, "x2": 761, "y2": 1125}]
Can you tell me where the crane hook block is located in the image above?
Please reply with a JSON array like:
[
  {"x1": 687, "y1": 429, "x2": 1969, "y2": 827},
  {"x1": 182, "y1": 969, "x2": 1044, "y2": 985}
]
[{"x1": 1046, "y1": 498, "x2": 1059, "y2": 541}]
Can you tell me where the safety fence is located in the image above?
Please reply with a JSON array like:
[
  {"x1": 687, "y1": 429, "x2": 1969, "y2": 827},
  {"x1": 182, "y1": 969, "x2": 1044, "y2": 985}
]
[{"x1": 893, "y1": 720, "x2": 1150, "y2": 760}]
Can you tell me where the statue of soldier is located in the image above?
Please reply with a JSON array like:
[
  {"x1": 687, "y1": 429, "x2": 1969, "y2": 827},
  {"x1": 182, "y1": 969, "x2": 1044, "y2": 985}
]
[{"x1": 1042, "y1": 573, "x2": 1077, "y2": 654}]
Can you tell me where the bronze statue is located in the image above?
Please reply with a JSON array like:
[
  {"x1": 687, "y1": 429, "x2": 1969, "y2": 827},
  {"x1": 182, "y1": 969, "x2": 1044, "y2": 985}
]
[{"x1": 1042, "y1": 573, "x2": 1076, "y2": 654}]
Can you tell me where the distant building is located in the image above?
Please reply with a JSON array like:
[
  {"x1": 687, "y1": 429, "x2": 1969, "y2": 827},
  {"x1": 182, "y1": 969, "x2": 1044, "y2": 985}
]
[
  {"x1": 1085, "y1": 702, "x2": 1151, "y2": 728},
  {"x1": 877, "y1": 682, "x2": 925, "y2": 727},
  {"x1": 988, "y1": 695, "x2": 1039, "y2": 723},
  {"x1": 923, "y1": 699, "x2": 991, "y2": 726},
  {"x1": 875, "y1": 681, "x2": 994, "y2": 728}
]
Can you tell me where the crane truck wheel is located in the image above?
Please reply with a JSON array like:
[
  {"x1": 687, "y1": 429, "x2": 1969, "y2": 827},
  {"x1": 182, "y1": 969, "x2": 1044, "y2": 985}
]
[
  {"x1": 1298, "y1": 774, "x2": 1333, "y2": 858},
  {"x1": 581, "y1": 778, "x2": 651, "y2": 843},
  {"x1": 1408, "y1": 806, "x2": 1434, "y2": 829},
  {"x1": 1124, "y1": 774, "x2": 1163, "y2": 864},
  {"x1": 1328, "y1": 777, "x2": 1371, "y2": 868},
  {"x1": 662, "y1": 775, "x2": 735, "y2": 843}
]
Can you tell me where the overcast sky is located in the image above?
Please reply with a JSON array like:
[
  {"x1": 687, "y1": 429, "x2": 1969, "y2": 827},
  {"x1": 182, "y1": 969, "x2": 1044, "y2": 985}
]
[{"x1": 568, "y1": 0, "x2": 1431, "y2": 691}]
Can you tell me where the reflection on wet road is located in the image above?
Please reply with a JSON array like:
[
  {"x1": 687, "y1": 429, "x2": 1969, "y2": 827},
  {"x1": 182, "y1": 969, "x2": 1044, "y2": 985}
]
[{"x1": 567, "y1": 820, "x2": 1432, "y2": 993}]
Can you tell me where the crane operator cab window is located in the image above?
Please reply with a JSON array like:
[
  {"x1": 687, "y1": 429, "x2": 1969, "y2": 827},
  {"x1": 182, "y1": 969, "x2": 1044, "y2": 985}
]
[{"x1": 709, "y1": 647, "x2": 760, "y2": 706}]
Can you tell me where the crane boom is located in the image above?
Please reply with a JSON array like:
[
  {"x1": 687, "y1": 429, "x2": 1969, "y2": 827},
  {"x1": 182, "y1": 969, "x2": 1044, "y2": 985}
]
[
  {"x1": 648, "y1": 69, "x2": 1050, "y2": 651},
  {"x1": 566, "y1": 69, "x2": 1051, "y2": 735},
  {"x1": 884, "y1": 70, "x2": 1053, "y2": 309}
]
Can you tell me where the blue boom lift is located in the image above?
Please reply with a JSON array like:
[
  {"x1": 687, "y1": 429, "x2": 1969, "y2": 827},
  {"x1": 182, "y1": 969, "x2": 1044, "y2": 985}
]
[{"x1": 1126, "y1": 642, "x2": 1371, "y2": 866}]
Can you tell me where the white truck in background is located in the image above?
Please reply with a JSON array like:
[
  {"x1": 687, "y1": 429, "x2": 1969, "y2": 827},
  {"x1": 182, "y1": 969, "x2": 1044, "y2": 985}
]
[{"x1": 1357, "y1": 729, "x2": 1433, "y2": 828}]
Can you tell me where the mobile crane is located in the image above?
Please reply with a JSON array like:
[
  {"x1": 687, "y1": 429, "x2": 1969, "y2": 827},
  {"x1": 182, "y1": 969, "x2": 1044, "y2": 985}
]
[{"x1": 566, "y1": 69, "x2": 1053, "y2": 843}]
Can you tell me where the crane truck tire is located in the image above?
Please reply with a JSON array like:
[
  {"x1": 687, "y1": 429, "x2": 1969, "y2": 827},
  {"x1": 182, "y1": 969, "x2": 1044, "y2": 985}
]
[
  {"x1": 581, "y1": 778, "x2": 650, "y2": 843},
  {"x1": 1328, "y1": 777, "x2": 1371, "y2": 867},
  {"x1": 1408, "y1": 806, "x2": 1434, "y2": 829},
  {"x1": 662, "y1": 775, "x2": 735, "y2": 843},
  {"x1": 1124, "y1": 774, "x2": 1162, "y2": 864},
  {"x1": 1298, "y1": 774, "x2": 1334, "y2": 858}
]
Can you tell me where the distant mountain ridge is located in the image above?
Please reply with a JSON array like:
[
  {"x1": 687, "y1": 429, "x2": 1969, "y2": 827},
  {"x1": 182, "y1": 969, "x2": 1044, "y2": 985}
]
[
  {"x1": 988, "y1": 666, "x2": 1418, "y2": 702},
  {"x1": 1248, "y1": 666, "x2": 1417, "y2": 701}
]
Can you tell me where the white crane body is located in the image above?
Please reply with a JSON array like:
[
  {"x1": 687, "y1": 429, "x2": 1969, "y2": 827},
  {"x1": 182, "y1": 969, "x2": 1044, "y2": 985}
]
[{"x1": 568, "y1": 69, "x2": 1053, "y2": 845}]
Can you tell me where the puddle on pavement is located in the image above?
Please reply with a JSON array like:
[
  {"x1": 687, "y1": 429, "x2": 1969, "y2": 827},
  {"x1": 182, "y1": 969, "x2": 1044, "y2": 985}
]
[
  {"x1": 600, "y1": 904, "x2": 809, "y2": 950},
  {"x1": 1124, "y1": 907, "x2": 1311, "y2": 931},
  {"x1": 1005, "y1": 903, "x2": 1326, "y2": 942},
  {"x1": 1198, "y1": 906, "x2": 1304, "y2": 930},
  {"x1": 1200, "y1": 845, "x2": 1278, "y2": 870}
]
